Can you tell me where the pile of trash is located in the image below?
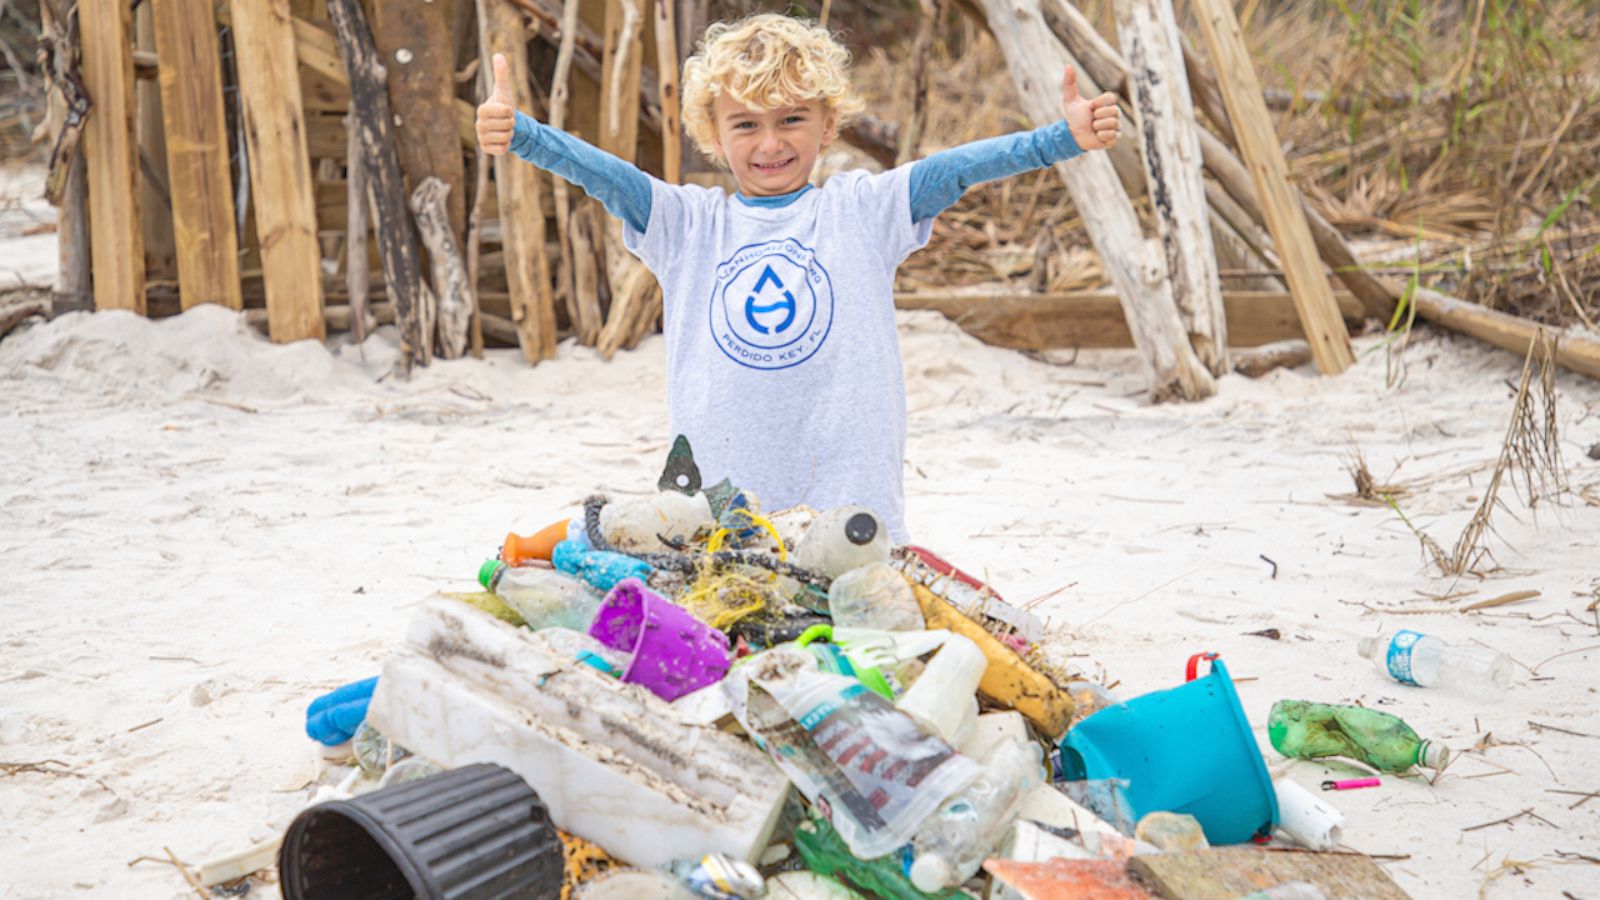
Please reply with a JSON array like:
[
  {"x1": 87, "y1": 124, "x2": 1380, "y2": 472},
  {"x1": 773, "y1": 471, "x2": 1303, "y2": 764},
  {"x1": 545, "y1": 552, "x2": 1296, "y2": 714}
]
[{"x1": 268, "y1": 439, "x2": 1495, "y2": 898}]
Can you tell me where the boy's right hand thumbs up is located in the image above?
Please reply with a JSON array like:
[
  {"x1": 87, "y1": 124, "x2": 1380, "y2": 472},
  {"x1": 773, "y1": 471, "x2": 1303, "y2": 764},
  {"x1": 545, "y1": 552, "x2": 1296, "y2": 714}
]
[{"x1": 476, "y1": 52, "x2": 516, "y2": 156}]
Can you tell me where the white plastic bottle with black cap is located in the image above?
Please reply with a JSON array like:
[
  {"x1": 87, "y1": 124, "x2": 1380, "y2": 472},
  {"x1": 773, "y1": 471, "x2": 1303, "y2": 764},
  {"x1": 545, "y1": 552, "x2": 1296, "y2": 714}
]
[
  {"x1": 1357, "y1": 630, "x2": 1514, "y2": 696},
  {"x1": 907, "y1": 737, "x2": 1043, "y2": 892},
  {"x1": 793, "y1": 505, "x2": 890, "y2": 578}
]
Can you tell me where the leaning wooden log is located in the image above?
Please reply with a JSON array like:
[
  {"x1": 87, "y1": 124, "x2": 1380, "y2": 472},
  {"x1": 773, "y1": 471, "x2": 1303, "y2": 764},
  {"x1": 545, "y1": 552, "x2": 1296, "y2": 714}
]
[
  {"x1": 1115, "y1": 0, "x2": 1227, "y2": 375},
  {"x1": 328, "y1": 0, "x2": 431, "y2": 366},
  {"x1": 410, "y1": 177, "x2": 473, "y2": 360},
  {"x1": 1191, "y1": 0, "x2": 1352, "y2": 375},
  {"x1": 480, "y1": 0, "x2": 561, "y2": 363},
  {"x1": 654, "y1": 0, "x2": 682, "y2": 184},
  {"x1": 0, "y1": 297, "x2": 51, "y2": 339},
  {"x1": 1232, "y1": 339, "x2": 1311, "y2": 378},
  {"x1": 548, "y1": 0, "x2": 603, "y2": 346},
  {"x1": 1412, "y1": 289, "x2": 1600, "y2": 381},
  {"x1": 80, "y1": 0, "x2": 146, "y2": 314},
  {"x1": 345, "y1": 114, "x2": 372, "y2": 343},
  {"x1": 38, "y1": 0, "x2": 93, "y2": 317},
  {"x1": 979, "y1": 0, "x2": 1214, "y2": 402},
  {"x1": 595, "y1": 0, "x2": 660, "y2": 359}
]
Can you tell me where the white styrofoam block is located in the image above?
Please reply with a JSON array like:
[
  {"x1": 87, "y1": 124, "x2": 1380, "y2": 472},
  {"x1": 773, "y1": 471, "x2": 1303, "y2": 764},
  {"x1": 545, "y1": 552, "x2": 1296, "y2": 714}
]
[
  {"x1": 368, "y1": 600, "x2": 789, "y2": 867},
  {"x1": 1017, "y1": 783, "x2": 1124, "y2": 838}
]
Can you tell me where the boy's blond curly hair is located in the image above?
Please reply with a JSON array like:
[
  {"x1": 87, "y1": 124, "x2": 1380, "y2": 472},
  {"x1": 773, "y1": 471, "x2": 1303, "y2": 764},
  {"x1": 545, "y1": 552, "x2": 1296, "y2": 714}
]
[{"x1": 681, "y1": 14, "x2": 864, "y2": 164}]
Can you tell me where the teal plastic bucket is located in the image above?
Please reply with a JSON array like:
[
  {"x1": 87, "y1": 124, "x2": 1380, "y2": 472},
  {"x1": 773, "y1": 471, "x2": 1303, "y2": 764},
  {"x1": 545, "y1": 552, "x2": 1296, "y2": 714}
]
[{"x1": 1056, "y1": 653, "x2": 1278, "y2": 845}]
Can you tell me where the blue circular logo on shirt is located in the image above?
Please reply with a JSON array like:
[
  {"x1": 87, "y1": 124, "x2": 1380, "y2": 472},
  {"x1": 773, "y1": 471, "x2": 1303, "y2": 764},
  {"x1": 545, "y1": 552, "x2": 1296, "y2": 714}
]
[{"x1": 709, "y1": 240, "x2": 834, "y2": 370}]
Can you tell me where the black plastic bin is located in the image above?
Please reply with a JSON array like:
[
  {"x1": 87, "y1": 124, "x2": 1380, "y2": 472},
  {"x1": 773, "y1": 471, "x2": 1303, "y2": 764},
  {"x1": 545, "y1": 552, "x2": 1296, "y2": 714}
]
[{"x1": 278, "y1": 763, "x2": 564, "y2": 900}]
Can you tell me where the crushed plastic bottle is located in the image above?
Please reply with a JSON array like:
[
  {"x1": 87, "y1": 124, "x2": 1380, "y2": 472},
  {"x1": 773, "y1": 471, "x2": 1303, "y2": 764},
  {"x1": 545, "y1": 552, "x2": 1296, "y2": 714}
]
[
  {"x1": 1268, "y1": 700, "x2": 1450, "y2": 773},
  {"x1": 478, "y1": 560, "x2": 601, "y2": 631},
  {"x1": 907, "y1": 737, "x2": 1045, "y2": 892},
  {"x1": 829, "y1": 562, "x2": 925, "y2": 631},
  {"x1": 1357, "y1": 630, "x2": 1513, "y2": 695}
]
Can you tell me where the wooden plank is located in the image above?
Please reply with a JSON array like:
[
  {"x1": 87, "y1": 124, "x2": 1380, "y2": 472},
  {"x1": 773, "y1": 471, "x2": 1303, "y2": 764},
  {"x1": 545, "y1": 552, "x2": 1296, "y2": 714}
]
[
  {"x1": 79, "y1": 0, "x2": 146, "y2": 313},
  {"x1": 1128, "y1": 848, "x2": 1411, "y2": 900},
  {"x1": 328, "y1": 0, "x2": 433, "y2": 365},
  {"x1": 134, "y1": 5, "x2": 176, "y2": 284},
  {"x1": 594, "y1": 0, "x2": 657, "y2": 358},
  {"x1": 979, "y1": 0, "x2": 1214, "y2": 402},
  {"x1": 895, "y1": 290, "x2": 1362, "y2": 351},
  {"x1": 39, "y1": 0, "x2": 93, "y2": 316},
  {"x1": 369, "y1": 0, "x2": 468, "y2": 244},
  {"x1": 1116, "y1": 0, "x2": 1227, "y2": 374},
  {"x1": 151, "y1": 0, "x2": 242, "y2": 311},
  {"x1": 228, "y1": 0, "x2": 324, "y2": 341},
  {"x1": 1191, "y1": 0, "x2": 1351, "y2": 374},
  {"x1": 480, "y1": 0, "x2": 558, "y2": 362},
  {"x1": 652, "y1": 0, "x2": 681, "y2": 184},
  {"x1": 546, "y1": 0, "x2": 603, "y2": 346}
]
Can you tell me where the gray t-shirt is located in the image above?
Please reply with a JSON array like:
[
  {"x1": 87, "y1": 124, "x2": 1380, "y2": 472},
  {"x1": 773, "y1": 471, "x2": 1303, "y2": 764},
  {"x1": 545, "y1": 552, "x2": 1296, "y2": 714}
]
[{"x1": 624, "y1": 166, "x2": 934, "y2": 542}]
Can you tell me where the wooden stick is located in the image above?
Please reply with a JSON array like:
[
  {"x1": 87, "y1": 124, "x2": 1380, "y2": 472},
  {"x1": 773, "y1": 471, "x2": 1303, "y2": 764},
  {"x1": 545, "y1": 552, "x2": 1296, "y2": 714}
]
[
  {"x1": 479, "y1": 0, "x2": 559, "y2": 363},
  {"x1": 653, "y1": 0, "x2": 682, "y2": 184},
  {"x1": 38, "y1": 0, "x2": 93, "y2": 317},
  {"x1": 229, "y1": 0, "x2": 323, "y2": 341},
  {"x1": 345, "y1": 114, "x2": 371, "y2": 343},
  {"x1": 465, "y1": 145, "x2": 489, "y2": 359},
  {"x1": 1191, "y1": 0, "x2": 1352, "y2": 374},
  {"x1": 1116, "y1": 0, "x2": 1227, "y2": 375},
  {"x1": 80, "y1": 0, "x2": 146, "y2": 314},
  {"x1": 328, "y1": 0, "x2": 431, "y2": 366},
  {"x1": 900, "y1": 0, "x2": 945, "y2": 166},
  {"x1": 410, "y1": 178, "x2": 473, "y2": 359},
  {"x1": 548, "y1": 0, "x2": 600, "y2": 345}
]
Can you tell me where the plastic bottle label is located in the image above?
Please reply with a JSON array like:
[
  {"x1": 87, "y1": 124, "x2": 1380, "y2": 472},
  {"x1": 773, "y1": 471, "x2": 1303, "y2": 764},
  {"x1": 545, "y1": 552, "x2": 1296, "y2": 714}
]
[{"x1": 1386, "y1": 630, "x2": 1422, "y2": 686}]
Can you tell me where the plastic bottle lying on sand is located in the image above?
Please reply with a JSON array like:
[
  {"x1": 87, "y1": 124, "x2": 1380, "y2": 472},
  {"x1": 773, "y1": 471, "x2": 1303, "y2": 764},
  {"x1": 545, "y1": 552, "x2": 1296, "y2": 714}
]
[
  {"x1": 908, "y1": 737, "x2": 1045, "y2": 892},
  {"x1": 828, "y1": 562, "x2": 925, "y2": 631},
  {"x1": 1357, "y1": 630, "x2": 1513, "y2": 695},
  {"x1": 1268, "y1": 700, "x2": 1449, "y2": 773},
  {"x1": 478, "y1": 560, "x2": 600, "y2": 631}
]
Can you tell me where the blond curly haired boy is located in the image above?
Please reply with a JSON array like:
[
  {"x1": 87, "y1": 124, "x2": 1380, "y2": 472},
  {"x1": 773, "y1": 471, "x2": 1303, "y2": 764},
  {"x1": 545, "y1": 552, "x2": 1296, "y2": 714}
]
[{"x1": 477, "y1": 14, "x2": 1119, "y2": 542}]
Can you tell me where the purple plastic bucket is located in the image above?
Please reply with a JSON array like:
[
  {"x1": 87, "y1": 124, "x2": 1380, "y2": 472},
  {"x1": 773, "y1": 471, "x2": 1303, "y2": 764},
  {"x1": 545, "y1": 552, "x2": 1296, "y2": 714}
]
[{"x1": 587, "y1": 578, "x2": 731, "y2": 701}]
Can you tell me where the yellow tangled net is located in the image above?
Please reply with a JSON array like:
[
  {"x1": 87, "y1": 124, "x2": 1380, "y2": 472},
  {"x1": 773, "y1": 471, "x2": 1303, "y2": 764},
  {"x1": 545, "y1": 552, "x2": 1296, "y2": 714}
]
[{"x1": 677, "y1": 508, "x2": 791, "y2": 632}]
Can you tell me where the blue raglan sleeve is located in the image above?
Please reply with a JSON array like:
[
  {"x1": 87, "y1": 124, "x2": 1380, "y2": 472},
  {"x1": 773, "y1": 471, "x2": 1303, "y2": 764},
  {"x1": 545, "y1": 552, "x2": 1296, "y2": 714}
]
[
  {"x1": 509, "y1": 111, "x2": 652, "y2": 233},
  {"x1": 907, "y1": 120, "x2": 1082, "y2": 224}
]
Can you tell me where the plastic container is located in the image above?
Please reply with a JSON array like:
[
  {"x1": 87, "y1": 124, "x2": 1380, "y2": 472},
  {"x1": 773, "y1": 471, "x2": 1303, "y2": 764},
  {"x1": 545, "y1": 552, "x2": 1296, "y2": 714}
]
[
  {"x1": 502, "y1": 519, "x2": 570, "y2": 566},
  {"x1": 1357, "y1": 630, "x2": 1514, "y2": 695},
  {"x1": 278, "y1": 762, "x2": 563, "y2": 900},
  {"x1": 588, "y1": 578, "x2": 731, "y2": 702},
  {"x1": 894, "y1": 632, "x2": 986, "y2": 747},
  {"x1": 722, "y1": 644, "x2": 979, "y2": 859},
  {"x1": 793, "y1": 506, "x2": 891, "y2": 578},
  {"x1": 1268, "y1": 700, "x2": 1449, "y2": 773},
  {"x1": 1273, "y1": 778, "x2": 1344, "y2": 851},
  {"x1": 1056, "y1": 653, "x2": 1279, "y2": 845},
  {"x1": 599, "y1": 491, "x2": 714, "y2": 553},
  {"x1": 908, "y1": 737, "x2": 1044, "y2": 892},
  {"x1": 479, "y1": 560, "x2": 601, "y2": 631},
  {"x1": 828, "y1": 562, "x2": 925, "y2": 631}
]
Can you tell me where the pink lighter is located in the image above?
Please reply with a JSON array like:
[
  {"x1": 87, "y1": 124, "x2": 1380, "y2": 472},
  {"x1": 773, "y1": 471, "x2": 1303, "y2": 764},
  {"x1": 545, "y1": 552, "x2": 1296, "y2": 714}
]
[{"x1": 1321, "y1": 777, "x2": 1381, "y2": 791}]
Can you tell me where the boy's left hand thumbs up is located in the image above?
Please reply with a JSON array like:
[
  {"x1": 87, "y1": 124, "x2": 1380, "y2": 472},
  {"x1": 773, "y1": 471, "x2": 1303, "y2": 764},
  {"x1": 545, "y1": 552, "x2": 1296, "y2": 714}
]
[
  {"x1": 1062, "y1": 64, "x2": 1121, "y2": 152},
  {"x1": 477, "y1": 52, "x2": 517, "y2": 156}
]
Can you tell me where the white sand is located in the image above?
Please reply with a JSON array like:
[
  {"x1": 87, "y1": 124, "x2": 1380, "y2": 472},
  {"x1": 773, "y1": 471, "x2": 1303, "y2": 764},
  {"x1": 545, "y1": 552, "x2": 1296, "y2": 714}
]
[{"x1": 3, "y1": 172, "x2": 1599, "y2": 898}]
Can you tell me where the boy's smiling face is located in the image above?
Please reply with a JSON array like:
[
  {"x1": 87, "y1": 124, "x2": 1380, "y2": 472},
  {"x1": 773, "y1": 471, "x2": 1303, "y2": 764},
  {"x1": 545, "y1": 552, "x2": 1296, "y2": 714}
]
[{"x1": 711, "y1": 93, "x2": 837, "y2": 197}]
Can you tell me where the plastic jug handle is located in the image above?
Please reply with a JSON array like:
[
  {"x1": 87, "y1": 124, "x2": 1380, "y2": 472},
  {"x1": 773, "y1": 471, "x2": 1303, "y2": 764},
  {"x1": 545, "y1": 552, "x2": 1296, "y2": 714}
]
[
  {"x1": 794, "y1": 624, "x2": 833, "y2": 647},
  {"x1": 1185, "y1": 651, "x2": 1219, "y2": 682}
]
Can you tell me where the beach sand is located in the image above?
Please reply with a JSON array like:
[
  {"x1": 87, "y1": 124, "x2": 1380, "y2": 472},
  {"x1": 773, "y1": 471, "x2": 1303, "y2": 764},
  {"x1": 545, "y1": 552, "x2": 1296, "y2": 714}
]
[{"x1": 2, "y1": 164, "x2": 1598, "y2": 897}]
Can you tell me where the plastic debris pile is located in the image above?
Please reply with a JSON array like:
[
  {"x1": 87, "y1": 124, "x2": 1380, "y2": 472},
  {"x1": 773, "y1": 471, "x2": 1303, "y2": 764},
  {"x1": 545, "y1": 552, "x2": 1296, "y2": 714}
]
[{"x1": 269, "y1": 440, "x2": 1443, "y2": 899}]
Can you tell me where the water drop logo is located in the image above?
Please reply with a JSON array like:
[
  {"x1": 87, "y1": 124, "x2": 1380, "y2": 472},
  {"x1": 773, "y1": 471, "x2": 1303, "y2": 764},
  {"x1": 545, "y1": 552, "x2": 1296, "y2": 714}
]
[{"x1": 709, "y1": 240, "x2": 834, "y2": 371}]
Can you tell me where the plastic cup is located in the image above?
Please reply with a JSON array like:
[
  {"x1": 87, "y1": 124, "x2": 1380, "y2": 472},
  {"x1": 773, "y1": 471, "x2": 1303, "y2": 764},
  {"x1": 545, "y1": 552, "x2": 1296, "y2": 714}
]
[{"x1": 588, "y1": 578, "x2": 731, "y2": 701}]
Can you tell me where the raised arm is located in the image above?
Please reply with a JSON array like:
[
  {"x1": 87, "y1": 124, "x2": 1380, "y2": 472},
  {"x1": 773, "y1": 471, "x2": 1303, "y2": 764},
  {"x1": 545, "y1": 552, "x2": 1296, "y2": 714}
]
[
  {"x1": 476, "y1": 53, "x2": 652, "y2": 234},
  {"x1": 909, "y1": 64, "x2": 1119, "y2": 223}
]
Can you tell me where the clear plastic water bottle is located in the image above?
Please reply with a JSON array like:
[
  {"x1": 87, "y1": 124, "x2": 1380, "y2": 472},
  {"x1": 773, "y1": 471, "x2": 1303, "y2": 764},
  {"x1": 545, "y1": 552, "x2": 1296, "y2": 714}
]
[
  {"x1": 828, "y1": 562, "x2": 924, "y2": 631},
  {"x1": 908, "y1": 738, "x2": 1044, "y2": 892},
  {"x1": 479, "y1": 560, "x2": 601, "y2": 631},
  {"x1": 1357, "y1": 630, "x2": 1513, "y2": 694}
]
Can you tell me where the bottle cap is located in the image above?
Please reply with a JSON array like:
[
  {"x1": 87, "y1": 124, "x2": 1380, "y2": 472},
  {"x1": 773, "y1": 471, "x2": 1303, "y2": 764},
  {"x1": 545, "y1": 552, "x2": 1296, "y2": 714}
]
[
  {"x1": 844, "y1": 512, "x2": 878, "y2": 545},
  {"x1": 478, "y1": 559, "x2": 505, "y2": 590},
  {"x1": 1419, "y1": 741, "x2": 1450, "y2": 770},
  {"x1": 909, "y1": 855, "x2": 951, "y2": 893}
]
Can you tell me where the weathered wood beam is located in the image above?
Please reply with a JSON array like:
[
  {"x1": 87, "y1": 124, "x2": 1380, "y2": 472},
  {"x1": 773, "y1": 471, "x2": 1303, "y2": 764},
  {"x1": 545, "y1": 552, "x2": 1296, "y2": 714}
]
[
  {"x1": 328, "y1": 0, "x2": 431, "y2": 364},
  {"x1": 1192, "y1": 0, "x2": 1352, "y2": 374},
  {"x1": 80, "y1": 0, "x2": 146, "y2": 313},
  {"x1": 1412, "y1": 289, "x2": 1600, "y2": 381},
  {"x1": 229, "y1": 0, "x2": 323, "y2": 340},
  {"x1": 151, "y1": 0, "x2": 242, "y2": 311},
  {"x1": 411, "y1": 177, "x2": 474, "y2": 359},
  {"x1": 1116, "y1": 0, "x2": 1227, "y2": 374}
]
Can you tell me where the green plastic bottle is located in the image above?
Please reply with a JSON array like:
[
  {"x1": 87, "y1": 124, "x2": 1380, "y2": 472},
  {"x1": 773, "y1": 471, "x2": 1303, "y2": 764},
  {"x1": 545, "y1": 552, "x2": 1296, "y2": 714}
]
[
  {"x1": 1268, "y1": 700, "x2": 1450, "y2": 773},
  {"x1": 793, "y1": 816, "x2": 965, "y2": 900}
]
